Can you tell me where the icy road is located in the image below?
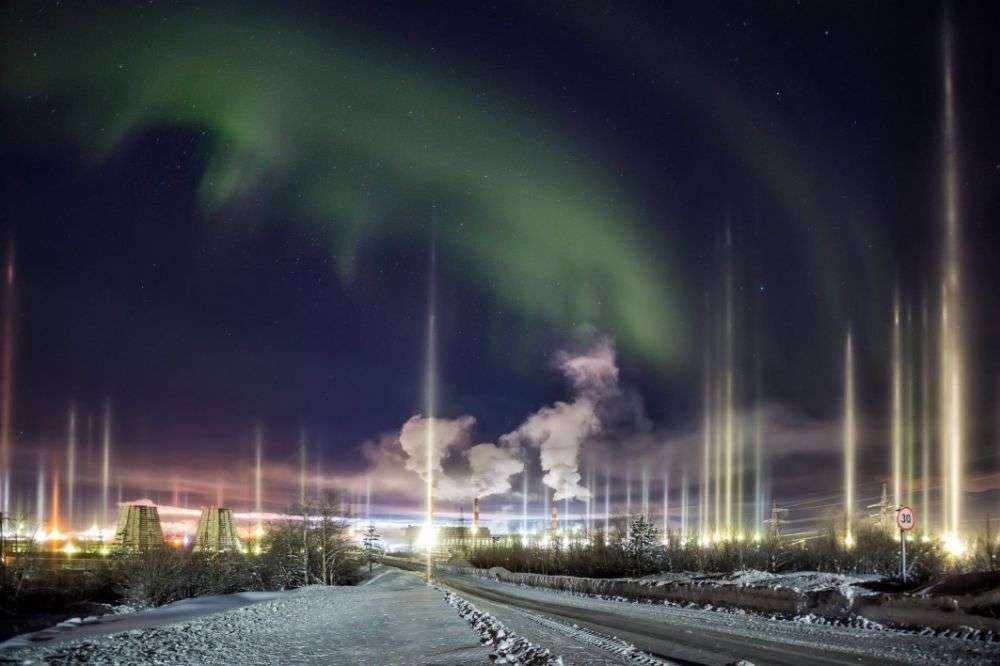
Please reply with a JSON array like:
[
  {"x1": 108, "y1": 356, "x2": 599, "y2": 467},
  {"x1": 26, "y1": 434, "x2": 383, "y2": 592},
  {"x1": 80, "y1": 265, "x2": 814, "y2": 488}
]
[{"x1": 435, "y1": 570, "x2": 1000, "y2": 666}]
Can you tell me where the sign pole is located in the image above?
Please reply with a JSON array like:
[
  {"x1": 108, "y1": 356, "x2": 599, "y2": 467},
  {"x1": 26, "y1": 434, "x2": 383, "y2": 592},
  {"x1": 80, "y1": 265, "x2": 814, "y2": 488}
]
[
  {"x1": 895, "y1": 505, "x2": 914, "y2": 583},
  {"x1": 900, "y1": 525, "x2": 906, "y2": 583}
]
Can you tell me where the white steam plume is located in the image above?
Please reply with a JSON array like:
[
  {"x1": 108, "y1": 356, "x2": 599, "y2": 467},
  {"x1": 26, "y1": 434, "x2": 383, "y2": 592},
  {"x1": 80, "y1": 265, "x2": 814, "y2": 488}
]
[
  {"x1": 502, "y1": 338, "x2": 620, "y2": 501},
  {"x1": 398, "y1": 414, "x2": 523, "y2": 501}
]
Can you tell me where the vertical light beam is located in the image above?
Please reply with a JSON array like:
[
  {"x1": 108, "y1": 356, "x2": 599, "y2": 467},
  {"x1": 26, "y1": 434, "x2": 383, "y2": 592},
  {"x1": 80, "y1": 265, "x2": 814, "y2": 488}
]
[
  {"x1": 891, "y1": 296, "x2": 903, "y2": 509},
  {"x1": 365, "y1": 474, "x2": 371, "y2": 524},
  {"x1": 662, "y1": 471, "x2": 669, "y2": 542},
  {"x1": 101, "y1": 402, "x2": 111, "y2": 526},
  {"x1": 701, "y1": 344, "x2": 711, "y2": 543},
  {"x1": 299, "y1": 427, "x2": 307, "y2": 506},
  {"x1": 254, "y1": 425, "x2": 263, "y2": 535},
  {"x1": 423, "y1": 239, "x2": 437, "y2": 579},
  {"x1": 604, "y1": 466, "x2": 610, "y2": 542},
  {"x1": 844, "y1": 330, "x2": 856, "y2": 546},
  {"x1": 641, "y1": 466, "x2": 649, "y2": 518},
  {"x1": 50, "y1": 467, "x2": 60, "y2": 533},
  {"x1": 939, "y1": 11, "x2": 964, "y2": 544},
  {"x1": 625, "y1": 464, "x2": 632, "y2": 523},
  {"x1": 753, "y1": 375, "x2": 764, "y2": 537},
  {"x1": 66, "y1": 404, "x2": 76, "y2": 530},
  {"x1": 681, "y1": 470, "x2": 689, "y2": 542},
  {"x1": 921, "y1": 300, "x2": 931, "y2": 534},
  {"x1": 905, "y1": 307, "x2": 916, "y2": 508},
  {"x1": 0, "y1": 239, "x2": 14, "y2": 513},
  {"x1": 723, "y1": 226, "x2": 734, "y2": 538},
  {"x1": 35, "y1": 453, "x2": 45, "y2": 529},
  {"x1": 522, "y1": 469, "x2": 528, "y2": 535}
]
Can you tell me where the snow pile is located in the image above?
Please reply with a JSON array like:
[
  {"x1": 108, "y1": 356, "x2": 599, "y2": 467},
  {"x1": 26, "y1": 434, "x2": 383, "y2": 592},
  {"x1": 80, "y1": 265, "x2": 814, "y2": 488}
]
[
  {"x1": 442, "y1": 589, "x2": 563, "y2": 665},
  {"x1": 724, "y1": 570, "x2": 883, "y2": 600},
  {"x1": 639, "y1": 569, "x2": 883, "y2": 600}
]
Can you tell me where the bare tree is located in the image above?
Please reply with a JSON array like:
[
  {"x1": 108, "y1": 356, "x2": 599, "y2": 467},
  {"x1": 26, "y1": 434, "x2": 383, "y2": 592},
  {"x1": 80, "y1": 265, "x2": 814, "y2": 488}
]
[
  {"x1": 315, "y1": 490, "x2": 356, "y2": 585},
  {"x1": 362, "y1": 524, "x2": 383, "y2": 576},
  {"x1": 0, "y1": 512, "x2": 42, "y2": 602}
]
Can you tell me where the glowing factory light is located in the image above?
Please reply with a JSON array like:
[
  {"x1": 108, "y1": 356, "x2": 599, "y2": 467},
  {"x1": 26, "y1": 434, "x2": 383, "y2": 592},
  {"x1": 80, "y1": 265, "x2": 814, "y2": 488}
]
[
  {"x1": 942, "y1": 533, "x2": 966, "y2": 558},
  {"x1": 416, "y1": 524, "x2": 437, "y2": 552},
  {"x1": 79, "y1": 523, "x2": 114, "y2": 542},
  {"x1": 61, "y1": 541, "x2": 80, "y2": 556},
  {"x1": 37, "y1": 527, "x2": 65, "y2": 543},
  {"x1": 843, "y1": 534, "x2": 855, "y2": 550}
]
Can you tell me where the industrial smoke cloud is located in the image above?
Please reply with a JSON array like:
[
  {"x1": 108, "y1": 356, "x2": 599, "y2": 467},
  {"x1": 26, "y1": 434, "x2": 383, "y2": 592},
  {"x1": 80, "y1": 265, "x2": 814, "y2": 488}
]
[
  {"x1": 398, "y1": 414, "x2": 523, "y2": 501},
  {"x1": 390, "y1": 338, "x2": 620, "y2": 503},
  {"x1": 501, "y1": 338, "x2": 620, "y2": 501}
]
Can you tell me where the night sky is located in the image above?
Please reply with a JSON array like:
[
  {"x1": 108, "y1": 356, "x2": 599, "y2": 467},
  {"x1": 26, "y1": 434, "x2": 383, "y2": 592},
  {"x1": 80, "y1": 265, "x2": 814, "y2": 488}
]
[{"x1": 1, "y1": 2, "x2": 998, "y2": 530}]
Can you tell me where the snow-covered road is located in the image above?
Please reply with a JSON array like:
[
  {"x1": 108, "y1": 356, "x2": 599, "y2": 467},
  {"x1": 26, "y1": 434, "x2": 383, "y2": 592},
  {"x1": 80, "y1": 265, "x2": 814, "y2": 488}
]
[
  {"x1": 1, "y1": 568, "x2": 492, "y2": 665},
  {"x1": 6, "y1": 566, "x2": 997, "y2": 665},
  {"x1": 437, "y1": 570, "x2": 1000, "y2": 665}
]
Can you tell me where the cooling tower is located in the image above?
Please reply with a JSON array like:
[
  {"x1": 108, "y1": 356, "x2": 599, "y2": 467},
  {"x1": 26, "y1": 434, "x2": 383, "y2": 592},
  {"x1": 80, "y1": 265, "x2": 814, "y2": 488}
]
[
  {"x1": 114, "y1": 503, "x2": 165, "y2": 549},
  {"x1": 195, "y1": 506, "x2": 240, "y2": 551}
]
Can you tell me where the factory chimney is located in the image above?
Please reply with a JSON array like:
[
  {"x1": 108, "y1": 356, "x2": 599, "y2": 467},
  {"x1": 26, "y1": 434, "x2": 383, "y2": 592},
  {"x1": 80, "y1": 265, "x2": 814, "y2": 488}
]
[
  {"x1": 472, "y1": 496, "x2": 480, "y2": 535},
  {"x1": 550, "y1": 505, "x2": 558, "y2": 532}
]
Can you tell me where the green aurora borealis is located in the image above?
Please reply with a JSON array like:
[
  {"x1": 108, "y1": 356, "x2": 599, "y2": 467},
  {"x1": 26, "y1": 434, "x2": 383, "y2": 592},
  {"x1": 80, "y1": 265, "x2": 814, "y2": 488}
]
[{"x1": 2, "y1": 6, "x2": 683, "y2": 365}]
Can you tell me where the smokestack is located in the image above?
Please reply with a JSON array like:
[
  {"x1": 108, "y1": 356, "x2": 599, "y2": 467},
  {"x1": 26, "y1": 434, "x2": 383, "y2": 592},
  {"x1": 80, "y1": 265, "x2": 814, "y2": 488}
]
[
  {"x1": 472, "y1": 496, "x2": 480, "y2": 535},
  {"x1": 550, "y1": 505, "x2": 558, "y2": 531}
]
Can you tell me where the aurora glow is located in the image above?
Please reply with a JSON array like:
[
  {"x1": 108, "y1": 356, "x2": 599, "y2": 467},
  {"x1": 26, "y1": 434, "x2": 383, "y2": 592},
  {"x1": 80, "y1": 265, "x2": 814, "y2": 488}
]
[{"x1": 0, "y1": 6, "x2": 681, "y2": 365}]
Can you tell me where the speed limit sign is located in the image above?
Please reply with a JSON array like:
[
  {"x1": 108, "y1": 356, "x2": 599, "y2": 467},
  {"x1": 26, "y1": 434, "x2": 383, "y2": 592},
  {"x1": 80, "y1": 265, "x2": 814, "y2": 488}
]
[{"x1": 896, "y1": 506, "x2": 916, "y2": 532}]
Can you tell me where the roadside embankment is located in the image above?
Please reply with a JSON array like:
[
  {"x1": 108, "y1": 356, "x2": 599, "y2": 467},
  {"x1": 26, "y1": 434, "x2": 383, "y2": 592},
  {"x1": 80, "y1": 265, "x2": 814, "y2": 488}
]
[{"x1": 432, "y1": 563, "x2": 1000, "y2": 635}]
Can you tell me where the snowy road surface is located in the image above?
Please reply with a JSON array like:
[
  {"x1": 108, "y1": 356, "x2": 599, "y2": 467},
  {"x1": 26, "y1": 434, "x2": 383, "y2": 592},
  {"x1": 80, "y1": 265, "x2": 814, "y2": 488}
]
[
  {"x1": 1, "y1": 568, "x2": 491, "y2": 665},
  {"x1": 436, "y1": 570, "x2": 1000, "y2": 666},
  {"x1": 5, "y1": 566, "x2": 998, "y2": 665}
]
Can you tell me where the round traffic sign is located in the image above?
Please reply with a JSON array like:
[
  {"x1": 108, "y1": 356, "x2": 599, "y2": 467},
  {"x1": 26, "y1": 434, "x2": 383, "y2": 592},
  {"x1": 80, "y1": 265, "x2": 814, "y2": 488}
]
[{"x1": 896, "y1": 506, "x2": 916, "y2": 531}]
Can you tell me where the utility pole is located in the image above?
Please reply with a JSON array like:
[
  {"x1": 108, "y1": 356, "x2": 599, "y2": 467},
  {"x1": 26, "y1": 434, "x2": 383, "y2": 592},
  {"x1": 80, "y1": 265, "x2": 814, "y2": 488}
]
[
  {"x1": 868, "y1": 483, "x2": 895, "y2": 534},
  {"x1": 763, "y1": 502, "x2": 788, "y2": 539}
]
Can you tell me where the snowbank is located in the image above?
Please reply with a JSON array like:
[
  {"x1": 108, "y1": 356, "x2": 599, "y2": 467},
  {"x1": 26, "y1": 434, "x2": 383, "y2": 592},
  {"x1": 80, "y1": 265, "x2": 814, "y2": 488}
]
[
  {"x1": 442, "y1": 589, "x2": 561, "y2": 665},
  {"x1": 433, "y1": 564, "x2": 1000, "y2": 634},
  {"x1": 0, "y1": 591, "x2": 290, "y2": 650},
  {"x1": 435, "y1": 565, "x2": 872, "y2": 615}
]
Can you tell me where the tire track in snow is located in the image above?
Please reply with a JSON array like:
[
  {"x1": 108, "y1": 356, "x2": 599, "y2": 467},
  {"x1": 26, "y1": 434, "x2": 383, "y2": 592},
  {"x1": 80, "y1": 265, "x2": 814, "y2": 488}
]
[{"x1": 515, "y1": 609, "x2": 674, "y2": 665}]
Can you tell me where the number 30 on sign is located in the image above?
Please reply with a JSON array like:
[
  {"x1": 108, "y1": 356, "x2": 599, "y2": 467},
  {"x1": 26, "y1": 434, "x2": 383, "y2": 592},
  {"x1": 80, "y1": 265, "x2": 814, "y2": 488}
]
[{"x1": 897, "y1": 506, "x2": 916, "y2": 532}]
